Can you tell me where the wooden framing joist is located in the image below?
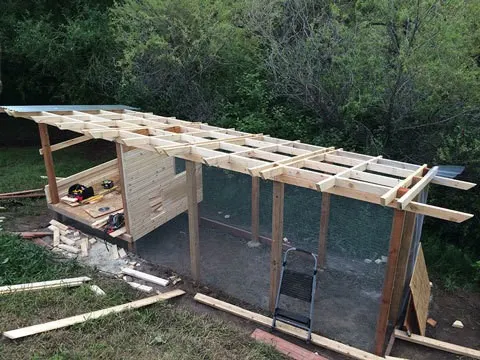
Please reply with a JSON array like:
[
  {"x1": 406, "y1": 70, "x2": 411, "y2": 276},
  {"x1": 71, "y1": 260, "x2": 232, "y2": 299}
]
[
  {"x1": 2, "y1": 106, "x2": 475, "y2": 223},
  {"x1": 39, "y1": 135, "x2": 92, "y2": 155}
]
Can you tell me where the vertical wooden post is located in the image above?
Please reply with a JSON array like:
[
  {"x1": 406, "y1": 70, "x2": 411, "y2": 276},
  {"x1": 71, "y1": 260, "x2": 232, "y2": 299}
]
[
  {"x1": 250, "y1": 177, "x2": 260, "y2": 244},
  {"x1": 38, "y1": 123, "x2": 59, "y2": 204},
  {"x1": 374, "y1": 209, "x2": 406, "y2": 355},
  {"x1": 115, "y1": 143, "x2": 133, "y2": 251},
  {"x1": 186, "y1": 160, "x2": 200, "y2": 281},
  {"x1": 389, "y1": 211, "x2": 417, "y2": 323},
  {"x1": 318, "y1": 193, "x2": 331, "y2": 269},
  {"x1": 269, "y1": 181, "x2": 284, "y2": 312}
]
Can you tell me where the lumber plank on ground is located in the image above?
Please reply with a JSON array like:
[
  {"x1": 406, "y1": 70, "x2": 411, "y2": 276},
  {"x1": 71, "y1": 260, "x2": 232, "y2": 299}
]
[
  {"x1": 394, "y1": 329, "x2": 480, "y2": 359},
  {"x1": 0, "y1": 277, "x2": 91, "y2": 295},
  {"x1": 0, "y1": 192, "x2": 45, "y2": 199},
  {"x1": 194, "y1": 293, "x2": 385, "y2": 360},
  {"x1": 3, "y1": 289, "x2": 185, "y2": 339},
  {"x1": 18, "y1": 232, "x2": 52, "y2": 239},
  {"x1": 0, "y1": 188, "x2": 44, "y2": 196},
  {"x1": 121, "y1": 268, "x2": 169, "y2": 287}
]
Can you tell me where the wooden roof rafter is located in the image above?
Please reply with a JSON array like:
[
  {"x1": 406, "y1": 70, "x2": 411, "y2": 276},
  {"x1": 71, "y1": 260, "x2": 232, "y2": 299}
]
[{"x1": 2, "y1": 106, "x2": 476, "y2": 223}]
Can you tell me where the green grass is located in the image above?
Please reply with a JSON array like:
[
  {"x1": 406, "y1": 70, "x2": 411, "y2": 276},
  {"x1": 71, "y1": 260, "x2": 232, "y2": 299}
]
[
  {"x1": 0, "y1": 142, "x2": 115, "y2": 193},
  {"x1": 0, "y1": 142, "x2": 116, "y2": 221},
  {"x1": 0, "y1": 233, "x2": 285, "y2": 360}
]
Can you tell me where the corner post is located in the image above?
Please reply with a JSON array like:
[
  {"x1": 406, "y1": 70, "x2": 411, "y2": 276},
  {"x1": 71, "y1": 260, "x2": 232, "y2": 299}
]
[
  {"x1": 269, "y1": 181, "x2": 284, "y2": 312},
  {"x1": 186, "y1": 160, "x2": 200, "y2": 281},
  {"x1": 249, "y1": 177, "x2": 260, "y2": 246},
  {"x1": 38, "y1": 123, "x2": 59, "y2": 204},
  {"x1": 375, "y1": 209, "x2": 406, "y2": 355},
  {"x1": 116, "y1": 143, "x2": 133, "y2": 251},
  {"x1": 318, "y1": 193, "x2": 331, "y2": 269}
]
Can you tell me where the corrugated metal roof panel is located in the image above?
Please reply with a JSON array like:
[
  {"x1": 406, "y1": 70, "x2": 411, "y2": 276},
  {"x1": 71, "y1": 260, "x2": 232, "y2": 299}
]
[{"x1": 0, "y1": 104, "x2": 137, "y2": 113}]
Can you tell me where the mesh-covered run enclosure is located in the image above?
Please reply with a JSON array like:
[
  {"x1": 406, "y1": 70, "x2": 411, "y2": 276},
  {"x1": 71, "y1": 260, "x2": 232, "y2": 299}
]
[{"x1": 136, "y1": 162, "x2": 394, "y2": 352}]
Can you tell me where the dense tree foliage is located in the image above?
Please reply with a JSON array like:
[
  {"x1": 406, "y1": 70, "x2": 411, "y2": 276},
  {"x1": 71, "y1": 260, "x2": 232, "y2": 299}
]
[{"x1": 0, "y1": 0, "x2": 479, "y2": 285}]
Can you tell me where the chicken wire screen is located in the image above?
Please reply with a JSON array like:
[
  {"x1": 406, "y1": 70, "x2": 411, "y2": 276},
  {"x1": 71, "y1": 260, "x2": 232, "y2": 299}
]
[{"x1": 137, "y1": 164, "x2": 394, "y2": 352}]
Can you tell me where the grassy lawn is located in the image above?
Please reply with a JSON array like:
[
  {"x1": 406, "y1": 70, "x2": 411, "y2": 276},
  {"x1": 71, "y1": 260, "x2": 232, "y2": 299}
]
[
  {"x1": 0, "y1": 145, "x2": 284, "y2": 359},
  {"x1": 0, "y1": 233, "x2": 284, "y2": 360}
]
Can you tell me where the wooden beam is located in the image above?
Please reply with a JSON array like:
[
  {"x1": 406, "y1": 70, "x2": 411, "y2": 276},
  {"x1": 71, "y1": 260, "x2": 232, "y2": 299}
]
[
  {"x1": 269, "y1": 181, "x2": 284, "y2": 312},
  {"x1": 394, "y1": 329, "x2": 480, "y2": 359},
  {"x1": 39, "y1": 135, "x2": 91, "y2": 155},
  {"x1": 381, "y1": 165, "x2": 427, "y2": 206},
  {"x1": 251, "y1": 177, "x2": 260, "y2": 243},
  {"x1": 389, "y1": 210, "x2": 416, "y2": 323},
  {"x1": 194, "y1": 293, "x2": 385, "y2": 360},
  {"x1": 398, "y1": 167, "x2": 438, "y2": 209},
  {"x1": 38, "y1": 123, "x2": 59, "y2": 204},
  {"x1": 375, "y1": 209, "x2": 406, "y2": 356},
  {"x1": 0, "y1": 277, "x2": 91, "y2": 295},
  {"x1": 3, "y1": 290, "x2": 185, "y2": 339},
  {"x1": 318, "y1": 193, "x2": 331, "y2": 269},
  {"x1": 186, "y1": 160, "x2": 200, "y2": 281},
  {"x1": 316, "y1": 156, "x2": 382, "y2": 191}
]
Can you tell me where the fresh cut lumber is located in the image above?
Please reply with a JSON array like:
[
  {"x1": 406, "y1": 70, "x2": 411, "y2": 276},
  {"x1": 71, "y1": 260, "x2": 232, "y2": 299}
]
[
  {"x1": 394, "y1": 329, "x2": 480, "y2": 359},
  {"x1": 3, "y1": 289, "x2": 185, "y2": 339},
  {"x1": 0, "y1": 277, "x2": 91, "y2": 295},
  {"x1": 194, "y1": 293, "x2": 384, "y2": 360},
  {"x1": 121, "y1": 268, "x2": 169, "y2": 287}
]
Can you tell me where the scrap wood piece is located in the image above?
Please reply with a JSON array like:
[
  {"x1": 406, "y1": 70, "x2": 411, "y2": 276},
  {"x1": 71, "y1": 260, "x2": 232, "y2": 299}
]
[
  {"x1": 194, "y1": 293, "x2": 385, "y2": 360},
  {"x1": 0, "y1": 276, "x2": 91, "y2": 295},
  {"x1": 57, "y1": 244, "x2": 80, "y2": 254},
  {"x1": 18, "y1": 231, "x2": 52, "y2": 239},
  {"x1": 409, "y1": 244, "x2": 430, "y2": 336},
  {"x1": 60, "y1": 235, "x2": 76, "y2": 246},
  {"x1": 83, "y1": 196, "x2": 123, "y2": 218},
  {"x1": 251, "y1": 328, "x2": 329, "y2": 360},
  {"x1": 49, "y1": 219, "x2": 69, "y2": 232},
  {"x1": 394, "y1": 330, "x2": 480, "y2": 359},
  {"x1": 121, "y1": 268, "x2": 169, "y2": 287},
  {"x1": 109, "y1": 227, "x2": 127, "y2": 238},
  {"x1": 91, "y1": 209, "x2": 124, "y2": 229},
  {"x1": 127, "y1": 282, "x2": 153, "y2": 293},
  {"x1": 89, "y1": 285, "x2": 106, "y2": 296},
  {"x1": 3, "y1": 289, "x2": 185, "y2": 339}
]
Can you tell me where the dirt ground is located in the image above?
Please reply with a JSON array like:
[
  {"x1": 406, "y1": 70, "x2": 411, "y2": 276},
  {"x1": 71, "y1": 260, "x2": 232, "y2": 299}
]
[{"x1": 2, "y1": 205, "x2": 479, "y2": 360}]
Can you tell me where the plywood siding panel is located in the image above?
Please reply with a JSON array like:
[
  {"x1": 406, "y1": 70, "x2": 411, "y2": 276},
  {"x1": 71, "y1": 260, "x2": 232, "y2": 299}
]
[{"x1": 121, "y1": 149, "x2": 202, "y2": 241}]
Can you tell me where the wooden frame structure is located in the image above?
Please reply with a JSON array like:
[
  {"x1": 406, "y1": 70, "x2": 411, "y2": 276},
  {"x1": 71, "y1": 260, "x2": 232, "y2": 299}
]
[{"x1": 2, "y1": 105, "x2": 476, "y2": 355}]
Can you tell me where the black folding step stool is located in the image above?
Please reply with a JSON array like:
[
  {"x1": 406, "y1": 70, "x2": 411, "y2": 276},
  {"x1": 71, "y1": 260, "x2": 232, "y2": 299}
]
[{"x1": 271, "y1": 247, "x2": 318, "y2": 342}]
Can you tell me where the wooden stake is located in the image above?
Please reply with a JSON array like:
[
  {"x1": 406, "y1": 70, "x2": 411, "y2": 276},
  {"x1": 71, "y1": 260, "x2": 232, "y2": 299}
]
[
  {"x1": 186, "y1": 160, "x2": 200, "y2": 281},
  {"x1": 269, "y1": 181, "x2": 284, "y2": 312},
  {"x1": 318, "y1": 193, "x2": 331, "y2": 269},
  {"x1": 38, "y1": 123, "x2": 59, "y2": 204},
  {"x1": 389, "y1": 210, "x2": 416, "y2": 323},
  {"x1": 251, "y1": 177, "x2": 260, "y2": 243},
  {"x1": 374, "y1": 209, "x2": 406, "y2": 355}
]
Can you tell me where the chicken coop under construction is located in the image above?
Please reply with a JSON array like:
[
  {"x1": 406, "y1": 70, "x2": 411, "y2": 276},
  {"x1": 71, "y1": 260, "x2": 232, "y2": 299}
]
[{"x1": 1, "y1": 104, "x2": 476, "y2": 356}]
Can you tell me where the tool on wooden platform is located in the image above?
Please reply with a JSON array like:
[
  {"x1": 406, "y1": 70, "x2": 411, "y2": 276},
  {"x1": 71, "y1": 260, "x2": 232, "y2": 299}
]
[
  {"x1": 102, "y1": 179, "x2": 114, "y2": 189},
  {"x1": 272, "y1": 247, "x2": 318, "y2": 342},
  {"x1": 104, "y1": 213, "x2": 125, "y2": 234},
  {"x1": 68, "y1": 184, "x2": 94, "y2": 201}
]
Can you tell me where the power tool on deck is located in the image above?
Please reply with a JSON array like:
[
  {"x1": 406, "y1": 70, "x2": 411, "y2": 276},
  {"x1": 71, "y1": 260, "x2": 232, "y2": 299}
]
[
  {"x1": 102, "y1": 179, "x2": 114, "y2": 189},
  {"x1": 104, "y1": 213, "x2": 125, "y2": 234}
]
